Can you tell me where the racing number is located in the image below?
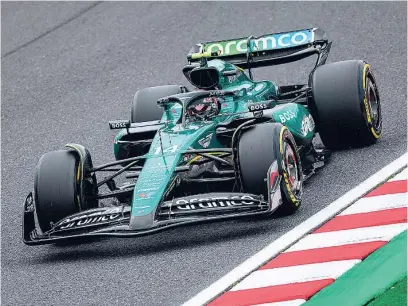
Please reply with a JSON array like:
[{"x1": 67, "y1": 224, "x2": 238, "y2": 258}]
[{"x1": 154, "y1": 145, "x2": 179, "y2": 155}]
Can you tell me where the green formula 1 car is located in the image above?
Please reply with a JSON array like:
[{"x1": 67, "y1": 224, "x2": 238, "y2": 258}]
[{"x1": 23, "y1": 28, "x2": 382, "y2": 245}]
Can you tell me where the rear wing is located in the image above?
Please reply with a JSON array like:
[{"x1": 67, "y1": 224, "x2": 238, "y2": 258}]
[{"x1": 187, "y1": 28, "x2": 332, "y2": 69}]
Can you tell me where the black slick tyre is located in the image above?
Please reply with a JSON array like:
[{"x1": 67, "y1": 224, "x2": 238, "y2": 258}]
[
  {"x1": 310, "y1": 60, "x2": 382, "y2": 149},
  {"x1": 131, "y1": 85, "x2": 185, "y2": 123},
  {"x1": 238, "y1": 123, "x2": 303, "y2": 216},
  {"x1": 34, "y1": 150, "x2": 81, "y2": 233}
]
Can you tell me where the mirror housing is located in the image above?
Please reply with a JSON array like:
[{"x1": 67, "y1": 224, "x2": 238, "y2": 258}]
[{"x1": 189, "y1": 67, "x2": 220, "y2": 90}]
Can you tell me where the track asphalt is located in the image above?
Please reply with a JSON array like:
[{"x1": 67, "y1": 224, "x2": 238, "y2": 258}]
[{"x1": 1, "y1": 2, "x2": 407, "y2": 305}]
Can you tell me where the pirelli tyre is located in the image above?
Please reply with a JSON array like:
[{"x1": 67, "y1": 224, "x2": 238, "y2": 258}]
[
  {"x1": 238, "y1": 123, "x2": 303, "y2": 215},
  {"x1": 34, "y1": 150, "x2": 82, "y2": 233},
  {"x1": 310, "y1": 60, "x2": 382, "y2": 149},
  {"x1": 131, "y1": 85, "x2": 186, "y2": 123}
]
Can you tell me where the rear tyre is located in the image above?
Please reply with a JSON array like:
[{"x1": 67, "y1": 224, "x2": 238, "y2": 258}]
[
  {"x1": 310, "y1": 60, "x2": 382, "y2": 149},
  {"x1": 34, "y1": 150, "x2": 81, "y2": 232},
  {"x1": 131, "y1": 85, "x2": 185, "y2": 123},
  {"x1": 238, "y1": 123, "x2": 303, "y2": 216}
]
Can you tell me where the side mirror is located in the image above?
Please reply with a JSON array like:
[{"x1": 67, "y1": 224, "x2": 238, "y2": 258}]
[{"x1": 189, "y1": 67, "x2": 220, "y2": 90}]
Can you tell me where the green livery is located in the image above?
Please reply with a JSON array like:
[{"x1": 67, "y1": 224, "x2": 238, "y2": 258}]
[
  {"x1": 114, "y1": 59, "x2": 314, "y2": 223},
  {"x1": 22, "y1": 27, "x2": 383, "y2": 245}
]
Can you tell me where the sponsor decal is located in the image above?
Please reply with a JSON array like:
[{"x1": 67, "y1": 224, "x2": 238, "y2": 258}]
[
  {"x1": 267, "y1": 161, "x2": 281, "y2": 211},
  {"x1": 248, "y1": 102, "x2": 271, "y2": 112},
  {"x1": 138, "y1": 187, "x2": 160, "y2": 192},
  {"x1": 208, "y1": 90, "x2": 236, "y2": 97},
  {"x1": 171, "y1": 195, "x2": 258, "y2": 210},
  {"x1": 269, "y1": 170, "x2": 279, "y2": 191},
  {"x1": 109, "y1": 120, "x2": 130, "y2": 130},
  {"x1": 138, "y1": 192, "x2": 149, "y2": 198},
  {"x1": 278, "y1": 110, "x2": 296, "y2": 123},
  {"x1": 55, "y1": 207, "x2": 126, "y2": 230},
  {"x1": 198, "y1": 134, "x2": 213, "y2": 148},
  {"x1": 209, "y1": 90, "x2": 226, "y2": 96},
  {"x1": 301, "y1": 114, "x2": 315, "y2": 136},
  {"x1": 138, "y1": 179, "x2": 164, "y2": 187},
  {"x1": 203, "y1": 30, "x2": 313, "y2": 56}
]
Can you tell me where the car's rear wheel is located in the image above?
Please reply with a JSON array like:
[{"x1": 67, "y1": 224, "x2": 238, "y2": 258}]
[
  {"x1": 131, "y1": 85, "x2": 186, "y2": 123},
  {"x1": 238, "y1": 122, "x2": 303, "y2": 215},
  {"x1": 310, "y1": 60, "x2": 382, "y2": 149},
  {"x1": 34, "y1": 150, "x2": 82, "y2": 233},
  {"x1": 113, "y1": 85, "x2": 188, "y2": 161}
]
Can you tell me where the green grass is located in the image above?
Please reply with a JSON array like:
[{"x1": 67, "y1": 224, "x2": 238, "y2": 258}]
[{"x1": 366, "y1": 276, "x2": 407, "y2": 306}]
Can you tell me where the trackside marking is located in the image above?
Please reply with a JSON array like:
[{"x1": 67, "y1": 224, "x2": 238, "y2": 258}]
[
  {"x1": 339, "y1": 192, "x2": 407, "y2": 215},
  {"x1": 389, "y1": 168, "x2": 407, "y2": 181},
  {"x1": 364, "y1": 180, "x2": 407, "y2": 197},
  {"x1": 253, "y1": 301, "x2": 307, "y2": 306},
  {"x1": 230, "y1": 260, "x2": 359, "y2": 291},
  {"x1": 182, "y1": 153, "x2": 407, "y2": 306},
  {"x1": 260, "y1": 242, "x2": 386, "y2": 269},
  {"x1": 207, "y1": 280, "x2": 333, "y2": 306},
  {"x1": 314, "y1": 207, "x2": 407, "y2": 233},
  {"x1": 286, "y1": 223, "x2": 408, "y2": 252}
]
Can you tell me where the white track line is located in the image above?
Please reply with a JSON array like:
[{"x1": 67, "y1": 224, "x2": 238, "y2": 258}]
[
  {"x1": 339, "y1": 193, "x2": 407, "y2": 215},
  {"x1": 230, "y1": 260, "x2": 359, "y2": 291},
  {"x1": 182, "y1": 153, "x2": 407, "y2": 306},
  {"x1": 286, "y1": 223, "x2": 408, "y2": 252},
  {"x1": 389, "y1": 168, "x2": 407, "y2": 181}
]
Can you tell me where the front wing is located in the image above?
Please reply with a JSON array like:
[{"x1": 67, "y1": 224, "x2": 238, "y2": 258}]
[{"x1": 23, "y1": 191, "x2": 280, "y2": 245}]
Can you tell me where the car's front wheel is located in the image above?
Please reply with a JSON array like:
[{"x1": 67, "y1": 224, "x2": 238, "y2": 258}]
[
  {"x1": 34, "y1": 150, "x2": 82, "y2": 232},
  {"x1": 238, "y1": 122, "x2": 303, "y2": 215}
]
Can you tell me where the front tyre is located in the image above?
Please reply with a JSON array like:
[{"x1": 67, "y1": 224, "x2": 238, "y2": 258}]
[
  {"x1": 238, "y1": 123, "x2": 303, "y2": 215},
  {"x1": 310, "y1": 60, "x2": 382, "y2": 149},
  {"x1": 34, "y1": 150, "x2": 81, "y2": 232}
]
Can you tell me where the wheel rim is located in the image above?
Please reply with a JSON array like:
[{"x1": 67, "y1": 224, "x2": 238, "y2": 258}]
[
  {"x1": 367, "y1": 78, "x2": 381, "y2": 129},
  {"x1": 284, "y1": 142, "x2": 299, "y2": 192}
]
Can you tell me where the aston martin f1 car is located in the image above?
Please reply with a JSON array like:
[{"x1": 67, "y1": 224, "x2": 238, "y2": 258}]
[{"x1": 23, "y1": 28, "x2": 382, "y2": 245}]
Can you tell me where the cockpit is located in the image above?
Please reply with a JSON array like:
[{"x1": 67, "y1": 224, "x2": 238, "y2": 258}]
[{"x1": 185, "y1": 96, "x2": 221, "y2": 122}]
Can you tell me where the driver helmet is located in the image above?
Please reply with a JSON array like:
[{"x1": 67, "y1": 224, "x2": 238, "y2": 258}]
[{"x1": 187, "y1": 97, "x2": 220, "y2": 121}]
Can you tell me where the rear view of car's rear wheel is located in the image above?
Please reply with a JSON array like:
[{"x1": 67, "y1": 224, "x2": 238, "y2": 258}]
[
  {"x1": 113, "y1": 85, "x2": 187, "y2": 161},
  {"x1": 34, "y1": 150, "x2": 82, "y2": 233},
  {"x1": 310, "y1": 60, "x2": 382, "y2": 149},
  {"x1": 238, "y1": 122, "x2": 303, "y2": 216},
  {"x1": 131, "y1": 85, "x2": 186, "y2": 123}
]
